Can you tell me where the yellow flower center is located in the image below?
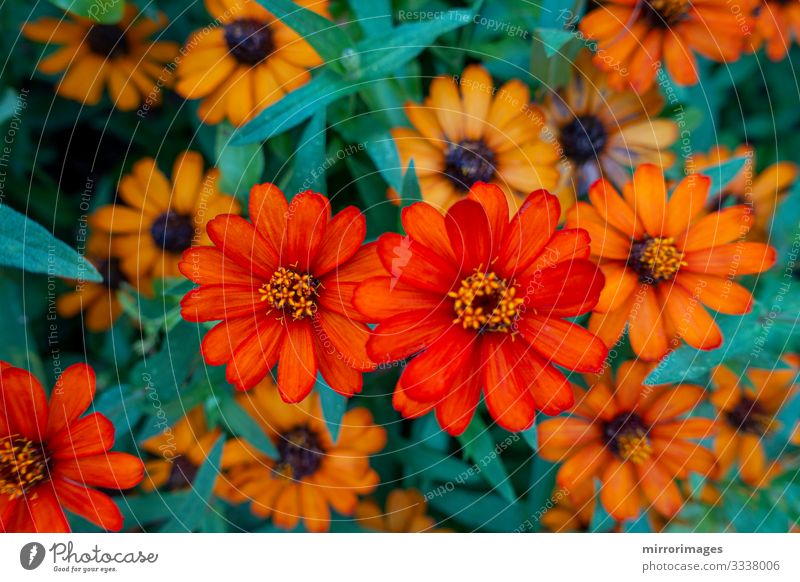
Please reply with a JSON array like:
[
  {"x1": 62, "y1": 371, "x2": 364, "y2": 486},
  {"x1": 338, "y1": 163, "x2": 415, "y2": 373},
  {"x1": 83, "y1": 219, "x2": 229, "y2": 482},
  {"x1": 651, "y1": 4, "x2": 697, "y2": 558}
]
[
  {"x1": 0, "y1": 435, "x2": 49, "y2": 499},
  {"x1": 260, "y1": 267, "x2": 320, "y2": 321},
  {"x1": 448, "y1": 269, "x2": 523, "y2": 333},
  {"x1": 615, "y1": 430, "x2": 653, "y2": 464},
  {"x1": 628, "y1": 236, "x2": 686, "y2": 283}
]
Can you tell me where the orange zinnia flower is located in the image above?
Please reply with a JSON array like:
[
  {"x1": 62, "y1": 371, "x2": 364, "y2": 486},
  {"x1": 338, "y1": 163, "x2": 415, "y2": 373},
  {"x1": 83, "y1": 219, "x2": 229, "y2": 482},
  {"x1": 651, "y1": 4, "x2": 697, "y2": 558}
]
[
  {"x1": 0, "y1": 363, "x2": 144, "y2": 532},
  {"x1": 543, "y1": 52, "x2": 678, "y2": 214},
  {"x1": 91, "y1": 151, "x2": 241, "y2": 291},
  {"x1": 568, "y1": 164, "x2": 776, "y2": 361},
  {"x1": 355, "y1": 488, "x2": 448, "y2": 532},
  {"x1": 216, "y1": 381, "x2": 386, "y2": 532},
  {"x1": 748, "y1": 0, "x2": 800, "y2": 61},
  {"x1": 180, "y1": 183, "x2": 380, "y2": 400},
  {"x1": 175, "y1": 0, "x2": 327, "y2": 126},
  {"x1": 391, "y1": 64, "x2": 560, "y2": 211},
  {"x1": 692, "y1": 144, "x2": 797, "y2": 240},
  {"x1": 354, "y1": 182, "x2": 608, "y2": 435},
  {"x1": 57, "y1": 233, "x2": 128, "y2": 332},
  {"x1": 579, "y1": 0, "x2": 750, "y2": 92},
  {"x1": 710, "y1": 360, "x2": 798, "y2": 488},
  {"x1": 23, "y1": 4, "x2": 178, "y2": 110},
  {"x1": 538, "y1": 361, "x2": 716, "y2": 521}
]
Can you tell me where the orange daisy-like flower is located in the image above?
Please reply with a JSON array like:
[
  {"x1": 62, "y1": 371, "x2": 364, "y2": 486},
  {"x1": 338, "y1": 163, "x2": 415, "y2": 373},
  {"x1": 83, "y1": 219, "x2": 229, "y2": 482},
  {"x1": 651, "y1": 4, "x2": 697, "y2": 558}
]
[
  {"x1": 175, "y1": 0, "x2": 327, "y2": 126},
  {"x1": 216, "y1": 381, "x2": 386, "y2": 532},
  {"x1": 354, "y1": 182, "x2": 608, "y2": 435},
  {"x1": 355, "y1": 488, "x2": 448, "y2": 532},
  {"x1": 0, "y1": 363, "x2": 144, "y2": 532},
  {"x1": 391, "y1": 64, "x2": 560, "y2": 211},
  {"x1": 568, "y1": 164, "x2": 777, "y2": 361},
  {"x1": 180, "y1": 183, "x2": 380, "y2": 400},
  {"x1": 579, "y1": 0, "x2": 750, "y2": 92},
  {"x1": 692, "y1": 144, "x2": 798, "y2": 240},
  {"x1": 748, "y1": 0, "x2": 800, "y2": 61},
  {"x1": 538, "y1": 361, "x2": 716, "y2": 521},
  {"x1": 56, "y1": 233, "x2": 128, "y2": 332},
  {"x1": 91, "y1": 151, "x2": 241, "y2": 290},
  {"x1": 23, "y1": 4, "x2": 178, "y2": 110},
  {"x1": 543, "y1": 52, "x2": 678, "y2": 211},
  {"x1": 710, "y1": 360, "x2": 798, "y2": 488}
]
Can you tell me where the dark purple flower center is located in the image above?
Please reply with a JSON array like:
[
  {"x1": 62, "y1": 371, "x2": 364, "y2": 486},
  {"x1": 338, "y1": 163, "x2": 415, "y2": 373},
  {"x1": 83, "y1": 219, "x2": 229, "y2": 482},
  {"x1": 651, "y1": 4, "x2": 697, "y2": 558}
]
[
  {"x1": 443, "y1": 139, "x2": 497, "y2": 191},
  {"x1": 224, "y1": 19, "x2": 274, "y2": 65},
  {"x1": 150, "y1": 212, "x2": 195, "y2": 254},
  {"x1": 86, "y1": 24, "x2": 129, "y2": 58},
  {"x1": 559, "y1": 114, "x2": 608, "y2": 165},
  {"x1": 275, "y1": 426, "x2": 324, "y2": 480}
]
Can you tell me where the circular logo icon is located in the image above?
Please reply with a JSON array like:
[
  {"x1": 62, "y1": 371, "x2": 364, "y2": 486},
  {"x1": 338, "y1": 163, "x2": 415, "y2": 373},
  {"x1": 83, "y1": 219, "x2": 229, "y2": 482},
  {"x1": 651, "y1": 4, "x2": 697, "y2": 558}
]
[{"x1": 20, "y1": 542, "x2": 46, "y2": 570}]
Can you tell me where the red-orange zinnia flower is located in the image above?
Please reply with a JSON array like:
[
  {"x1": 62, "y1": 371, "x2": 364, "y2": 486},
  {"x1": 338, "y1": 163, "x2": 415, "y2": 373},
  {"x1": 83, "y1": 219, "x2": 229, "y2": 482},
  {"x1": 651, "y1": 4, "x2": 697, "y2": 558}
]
[
  {"x1": 568, "y1": 164, "x2": 776, "y2": 361},
  {"x1": 579, "y1": 0, "x2": 750, "y2": 92},
  {"x1": 538, "y1": 361, "x2": 716, "y2": 521},
  {"x1": 180, "y1": 184, "x2": 380, "y2": 401},
  {"x1": 1, "y1": 362, "x2": 144, "y2": 532},
  {"x1": 354, "y1": 182, "x2": 608, "y2": 435}
]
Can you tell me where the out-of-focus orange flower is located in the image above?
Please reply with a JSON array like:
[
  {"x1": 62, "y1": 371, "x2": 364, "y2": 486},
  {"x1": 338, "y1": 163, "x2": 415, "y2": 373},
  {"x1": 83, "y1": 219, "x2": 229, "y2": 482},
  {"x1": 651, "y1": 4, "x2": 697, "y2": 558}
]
[
  {"x1": 91, "y1": 151, "x2": 240, "y2": 291},
  {"x1": 356, "y1": 489, "x2": 448, "y2": 532},
  {"x1": 391, "y1": 64, "x2": 560, "y2": 212},
  {"x1": 0, "y1": 363, "x2": 143, "y2": 532},
  {"x1": 23, "y1": 4, "x2": 178, "y2": 110},
  {"x1": 540, "y1": 480, "x2": 596, "y2": 532},
  {"x1": 710, "y1": 359, "x2": 798, "y2": 488},
  {"x1": 355, "y1": 182, "x2": 607, "y2": 435},
  {"x1": 568, "y1": 164, "x2": 776, "y2": 361},
  {"x1": 543, "y1": 52, "x2": 677, "y2": 214},
  {"x1": 748, "y1": 0, "x2": 800, "y2": 61},
  {"x1": 216, "y1": 381, "x2": 386, "y2": 532},
  {"x1": 538, "y1": 361, "x2": 716, "y2": 521},
  {"x1": 180, "y1": 183, "x2": 381, "y2": 400},
  {"x1": 579, "y1": 0, "x2": 751, "y2": 92},
  {"x1": 175, "y1": 0, "x2": 327, "y2": 126}
]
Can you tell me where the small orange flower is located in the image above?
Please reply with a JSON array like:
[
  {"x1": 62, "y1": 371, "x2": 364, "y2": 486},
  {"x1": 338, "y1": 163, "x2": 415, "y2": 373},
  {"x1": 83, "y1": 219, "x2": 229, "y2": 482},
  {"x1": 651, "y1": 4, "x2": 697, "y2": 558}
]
[
  {"x1": 748, "y1": 0, "x2": 800, "y2": 61},
  {"x1": 216, "y1": 381, "x2": 386, "y2": 532},
  {"x1": 539, "y1": 480, "x2": 596, "y2": 532},
  {"x1": 57, "y1": 233, "x2": 128, "y2": 332},
  {"x1": 0, "y1": 363, "x2": 144, "y2": 532},
  {"x1": 710, "y1": 360, "x2": 798, "y2": 487},
  {"x1": 23, "y1": 4, "x2": 178, "y2": 110},
  {"x1": 579, "y1": 0, "x2": 751, "y2": 92},
  {"x1": 175, "y1": 0, "x2": 327, "y2": 126},
  {"x1": 538, "y1": 361, "x2": 716, "y2": 521},
  {"x1": 355, "y1": 489, "x2": 448, "y2": 532},
  {"x1": 391, "y1": 64, "x2": 560, "y2": 211},
  {"x1": 355, "y1": 182, "x2": 608, "y2": 435},
  {"x1": 568, "y1": 164, "x2": 776, "y2": 361},
  {"x1": 91, "y1": 151, "x2": 241, "y2": 291},
  {"x1": 692, "y1": 145, "x2": 797, "y2": 240},
  {"x1": 180, "y1": 183, "x2": 381, "y2": 401},
  {"x1": 543, "y1": 52, "x2": 678, "y2": 215}
]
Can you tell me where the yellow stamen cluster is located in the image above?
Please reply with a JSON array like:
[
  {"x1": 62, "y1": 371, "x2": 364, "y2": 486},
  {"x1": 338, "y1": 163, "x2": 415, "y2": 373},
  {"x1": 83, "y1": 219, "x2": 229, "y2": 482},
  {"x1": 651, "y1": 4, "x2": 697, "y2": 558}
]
[
  {"x1": 631, "y1": 236, "x2": 686, "y2": 282},
  {"x1": 616, "y1": 430, "x2": 653, "y2": 465},
  {"x1": 260, "y1": 267, "x2": 319, "y2": 320},
  {"x1": 449, "y1": 269, "x2": 523, "y2": 333},
  {"x1": 0, "y1": 435, "x2": 48, "y2": 498}
]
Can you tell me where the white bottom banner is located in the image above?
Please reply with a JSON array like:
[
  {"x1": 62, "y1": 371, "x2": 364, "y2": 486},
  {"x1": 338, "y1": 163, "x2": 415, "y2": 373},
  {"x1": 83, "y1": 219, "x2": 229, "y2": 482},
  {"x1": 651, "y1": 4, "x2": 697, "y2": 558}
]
[{"x1": 1, "y1": 534, "x2": 798, "y2": 581}]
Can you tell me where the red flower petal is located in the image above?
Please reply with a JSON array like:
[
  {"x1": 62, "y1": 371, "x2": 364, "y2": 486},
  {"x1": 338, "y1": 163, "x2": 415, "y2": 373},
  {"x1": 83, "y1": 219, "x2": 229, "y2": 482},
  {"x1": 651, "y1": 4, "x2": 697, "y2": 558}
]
[
  {"x1": 0, "y1": 366, "x2": 48, "y2": 441},
  {"x1": 481, "y1": 336, "x2": 536, "y2": 432},
  {"x1": 179, "y1": 246, "x2": 256, "y2": 286},
  {"x1": 467, "y1": 182, "x2": 509, "y2": 247},
  {"x1": 55, "y1": 452, "x2": 144, "y2": 489},
  {"x1": 316, "y1": 349, "x2": 362, "y2": 397},
  {"x1": 201, "y1": 314, "x2": 268, "y2": 366},
  {"x1": 435, "y1": 364, "x2": 482, "y2": 436},
  {"x1": 401, "y1": 202, "x2": 456, "y2": 263},
  {"x1": 518, "y1": 314, "x2": 608, "y2": 373},
  {"x1": 353, "y1": 277, "x2": 444, "y2": 320},
  {"x1": 46, "y1": 363, "x2": 95, "y2": 439},
  {"x1": 277, "y1": 321, "x2": 318, "y2": 402},
  {"x1": 284, "y1": 192, "x2": 331, "y2": 271},
  {"x1": 180, "y1": 284, "x2": 261, "y2": 322},
  {"x1": 520, "y1": 259, "x2": 604, "y2": 317},
  {"x1": 367, "y1": 308, "x2": 453, "y2": 363},
  {"x1": 315, "y1": 309, "x2": 374, "y2": 371},
  {"x1": 393, "y1": 375, "x2": 436, "y2": 419},
  {"x1": 402, "y1": 325, "x2": 476, "y2": 402},
  {"x1": 498, "y1": 189, "x2": 560, "y2": 275},
  {"x1": 445, "y1": 198, "x2": 494, "y2": 273},
  {"x1": 52, "y1": 478, "x2": 123, "y2": 531},
  {"x1": 225, "y1": 317, "x2": 283, "y2": 390},
  {"x1": 312, "y1": 206, "x2": 366, "y2": 277},
  {"x1": 50, "y1": 413, "x2": 114, "y2": 460},
  {"x1": 206, "y1": 214, "x2": 277, "y2": 278},
  {"x1": 524, "y1": 228, "x2": 591, "y2": 273},
  {"x1": 1, "y1": 483, "x2": 70, "y2": 533},
  {"x1": 249, "y1": 182, "x2": 288, "y2": 256},
  {"x1": 518, "y1": 351, "x2": 574, "y2": 415},
  {"x1": 376, "y1": 233, "x2": 459, "y2": 294}
]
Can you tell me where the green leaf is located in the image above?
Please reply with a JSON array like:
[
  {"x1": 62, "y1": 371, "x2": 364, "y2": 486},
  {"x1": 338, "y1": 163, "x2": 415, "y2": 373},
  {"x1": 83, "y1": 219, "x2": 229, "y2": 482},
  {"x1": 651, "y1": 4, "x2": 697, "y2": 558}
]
[
  {"x1": 534, "y1": 27, "x2": 575, "y2": 58},
  {"x1": 0, "y1": 204, "x2": 101, "y2": 281},
  {"x1": 0, "y1": 88, "x2": 18, "y2": 124},
  {"x1": 217, "y1": 393, "x2": 278, "y2": 458},
  {"x1": 316, "y1": 374, "x2": 347, "y2": 443},
  {"x1": 0, "y1": 272, "x2": 44, "y2": 376},
  {"x1": 255, "y1": 0, "x2": 354, "y2": 66},
  {"x1": 285, "y1": 109, "x2": 327, "y2": 196},
  {"x1": 428, "y1": 489, "x2": 521, "y2": 532},
  {"x1": 350, "y1": 0, "x2": 393, "y2": 37},
  {"x1": 161, "y1": 435, "x2": 225, "y2": 532},
  {"x1": 400, "y1": 160, "x2": 422, "y2": 206},
  {"x1": 456, "y1": 417, "x2": 516, "y2": 504},
  {"x1": 50, "y1": 0, "x2": 124, "y2": 23},
  {"x1": 703, "y1": 155, "x2": 748, "y2": 200},
  {"x1": 214, "y1": 122, "x2": 265, "y2": 200}
]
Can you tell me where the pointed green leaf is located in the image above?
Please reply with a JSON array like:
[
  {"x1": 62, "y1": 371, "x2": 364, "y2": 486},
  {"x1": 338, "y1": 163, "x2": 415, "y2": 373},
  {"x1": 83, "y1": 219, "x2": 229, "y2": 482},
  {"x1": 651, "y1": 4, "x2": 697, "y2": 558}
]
[
  {"x1": 50, "y1": 0, "x2": 124, "y2": 23},
  {"x1": 457, "y1": 417, "x2": 516, "y2": 504},
  {"x1": 215, "y1": 122, "x2": 265, "y2": 200},
  {"x1": 286, "y1": 109, "x2": 327, "y2": 196},
  {"x1": 217, "y1": 393, "x2": 278, "y2": 457},
  {"x1": 316, "y1": 374, "x2": 347, "y2": 443}
]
